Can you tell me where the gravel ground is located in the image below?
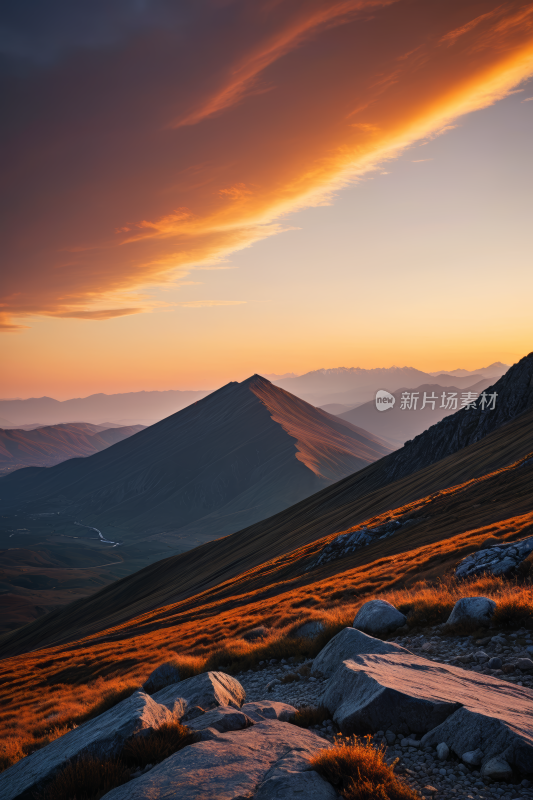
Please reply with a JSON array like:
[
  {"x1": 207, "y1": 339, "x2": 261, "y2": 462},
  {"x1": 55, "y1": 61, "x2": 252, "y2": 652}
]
[{"x1": 232, "y1": 626, "x2": 533, "y2": 800}]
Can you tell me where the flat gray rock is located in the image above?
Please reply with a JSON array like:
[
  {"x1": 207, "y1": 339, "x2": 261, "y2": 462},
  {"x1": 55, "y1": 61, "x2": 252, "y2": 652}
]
[
  {"x1": 446, "y1": 596, "x2": 496, "y2": 627},
  {"x1": 312, "y1": 627, "x2": 408, "y2": 677},
  {"x1": 254, "y1": 770, "x2": 338, "y2": 799},
  {"x1": 0, "y1": 690, "x2": 173, "y2": 800},
  {"x1": 100, "y1": 720, "x2": 332, "y2": 800},
  {"x1": 352, "y1": 599, "x2": 406, "y2": 636},
  {"x1": 152, "y1": 671, "x2": 245, "y2": 717},
  {"x1": 324, "y1": 652, "x2": 533, "y2": 771},
  {"x1": 241, "y1": 701, "x2": 297, "y2": 723},
  {"x1": 188, "y1": 706, "x2": 253, "y2": 737}
]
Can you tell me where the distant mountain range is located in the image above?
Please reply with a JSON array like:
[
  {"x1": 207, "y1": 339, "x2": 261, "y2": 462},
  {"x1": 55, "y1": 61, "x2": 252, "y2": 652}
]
[
  {"x1": 1, "y1": 364, "x2": 509, "y2": 427},
  {"x1": 427, "y1": 362, "x2": 509, "y2": 378},
  {"x1": 0, "y1": 423, "x2": 145, "y2": 474},
  {"x1": 0, "y1": 376, "x2": 392, "y2": 542},
  {"x1": 0, "y1": 390, "x2": 211, "y2": 427},
  {"x1": 336, "y1": 378, "x2": 495, "y2": 446},
  {"x1": 272, "y1": 364, "x2": 508, "y2": 407}
]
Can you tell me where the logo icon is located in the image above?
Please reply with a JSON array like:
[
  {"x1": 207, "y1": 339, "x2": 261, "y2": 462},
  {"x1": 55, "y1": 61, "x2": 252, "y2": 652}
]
[{"x1": 375, "y1": 389, "x2": 395, "y2": 412}]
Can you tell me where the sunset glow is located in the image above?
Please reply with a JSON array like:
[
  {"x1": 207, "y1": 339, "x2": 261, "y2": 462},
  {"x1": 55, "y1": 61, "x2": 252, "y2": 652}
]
[{"x1": 2, "y1": 0, "x2": 533, "y2": 395}]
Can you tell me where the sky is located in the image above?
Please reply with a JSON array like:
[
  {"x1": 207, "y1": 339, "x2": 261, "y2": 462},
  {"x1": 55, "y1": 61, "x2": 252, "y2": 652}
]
[{"x1": 1, "y1": 0, "x2": 533, "y2": 399}]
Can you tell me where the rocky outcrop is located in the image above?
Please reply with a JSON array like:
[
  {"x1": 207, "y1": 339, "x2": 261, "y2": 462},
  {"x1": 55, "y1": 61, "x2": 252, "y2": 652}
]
[
  {"x1": 311, "y1": 626, "x2": 407, "y2": 678},
  {"x1": 455, "y1": 535, "x2": 533, "y2": 579},
  {"x1": 0, "y1": 690, "x2": 173, "y2": 800},
  {"x1": 152, "y1": 671, "x2": 245, "y2": 717},
  {"x1": 352, "y1": 599, "x2": 407, "y2": 637},
  {"x1": 446, "y1": 597, "x2": 496, "y2": 627},
  {"x1": 307, "y1": 519, "x2": 418, "y2": 570},
  {"x1": 99, "y1": 720, "x2": 334, "y2": 800}
]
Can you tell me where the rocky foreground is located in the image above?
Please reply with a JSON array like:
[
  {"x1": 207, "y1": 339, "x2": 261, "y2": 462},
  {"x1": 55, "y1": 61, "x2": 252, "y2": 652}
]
[{"x1": 1, "y1": 598, "x2": 532, "y2": 800}]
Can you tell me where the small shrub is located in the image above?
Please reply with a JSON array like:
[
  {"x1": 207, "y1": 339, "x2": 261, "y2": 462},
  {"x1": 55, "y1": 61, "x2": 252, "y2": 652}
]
[
  {"x1": 291, "y1": 705, "x2": 330, "y2": 728},
  {"x1": 121, "y1": 721, "x2": 198, "y2": 768},
  {"x1": 311, "y1": 736, "x2": 420, "y2": 800}
]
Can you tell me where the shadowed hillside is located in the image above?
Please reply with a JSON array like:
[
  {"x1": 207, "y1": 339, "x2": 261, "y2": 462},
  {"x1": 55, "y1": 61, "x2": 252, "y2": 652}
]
[{"x1": 0, "y1": 423, "x2": 145, "y2": 473}]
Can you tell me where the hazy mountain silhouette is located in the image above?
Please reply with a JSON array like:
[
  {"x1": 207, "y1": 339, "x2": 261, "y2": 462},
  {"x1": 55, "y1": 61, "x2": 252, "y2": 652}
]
[
  {"x1": 428, "y1": 362, "x2": 509, "y2": 378},
  {"x1": 337, "y1": 379, "x2": 495, "y2": 446},
  {"x1": 273, "y1": 366, "x2": 491, "y2": 407},
  {"x1": 0, "y1": 423, "x2": 145, "y2": 472},
  {"x1": 0, "y1": 376, "x2": 392, "y2": 539},
  {"x1": 0, "y1": 389, "x2": 211, "y2": 427}
]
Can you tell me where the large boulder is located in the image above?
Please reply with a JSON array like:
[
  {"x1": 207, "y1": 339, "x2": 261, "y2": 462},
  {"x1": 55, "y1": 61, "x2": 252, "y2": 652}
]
[
  {"x1": 312, "y1": 627, "x2": 407, "y2": 678},
  {"x1": 446, "y1": 597, "x2": 496, "y2": 627},
  {"x1": 324, "y1": 652, "x2": 533, "y2": 772},
  {"x1": 152, "y1": 671, "x2": 245, "y2": 717},
  {"x1": 143, "y1": 661, "x2": 181, "y2": 694},
  {"x1": 99, "y1": 720, "x2": 333, "y2": 800},
  {"x1": 0, "y1": 690, "x2": 173, "y2": 800},
  {"x1": 352, "y1": 600, "x2": 406, "y2": 637},
  {"x1": 323, "y1": 655, "x2": 459, "y2": 735}
]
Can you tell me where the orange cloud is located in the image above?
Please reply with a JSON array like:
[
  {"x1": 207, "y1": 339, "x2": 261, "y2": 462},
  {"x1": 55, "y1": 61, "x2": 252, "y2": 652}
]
[{"x1": 2, "y1": 0, "x2": 533, "y2": 330}]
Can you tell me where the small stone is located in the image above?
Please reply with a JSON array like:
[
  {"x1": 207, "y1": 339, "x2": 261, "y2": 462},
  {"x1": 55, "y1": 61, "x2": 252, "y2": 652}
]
[
  {"x1": 481, "y1": 757, "x2": 513, "y2": 782},
  {"x1": 488, "y1": 657, "x2": 503, "y2": 670},
  {"x1": 437, "y1": 742, "x2": 450, "y2": 761},
  {"x1": 462, "y1": 749, "x2": 484, "y2": 767}
]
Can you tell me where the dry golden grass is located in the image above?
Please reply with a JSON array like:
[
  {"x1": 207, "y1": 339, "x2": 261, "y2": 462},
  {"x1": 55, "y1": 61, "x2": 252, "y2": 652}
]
[{"x1": 311, "y1": 736, "x2": 420, "y2": 800}]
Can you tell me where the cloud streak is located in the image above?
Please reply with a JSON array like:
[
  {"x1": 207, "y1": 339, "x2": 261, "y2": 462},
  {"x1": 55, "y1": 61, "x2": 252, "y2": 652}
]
[{"x1": 1, "y1": 0, "x2": 533, "y2": 330}]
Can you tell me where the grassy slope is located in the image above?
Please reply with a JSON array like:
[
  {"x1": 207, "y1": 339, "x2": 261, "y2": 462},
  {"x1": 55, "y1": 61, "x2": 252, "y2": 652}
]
[{"x1": 1, "y1": 406, "x2": 532, "y2": 658}]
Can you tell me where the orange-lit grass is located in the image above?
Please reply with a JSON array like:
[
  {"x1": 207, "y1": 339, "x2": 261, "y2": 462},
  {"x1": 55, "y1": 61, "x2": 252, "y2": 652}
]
[
  {"x1": 311, "y1": 736, "x2": 420, "y2": 800},
  {"x1": 1, "y1": 514, "x2": 532, "y2": 773}
]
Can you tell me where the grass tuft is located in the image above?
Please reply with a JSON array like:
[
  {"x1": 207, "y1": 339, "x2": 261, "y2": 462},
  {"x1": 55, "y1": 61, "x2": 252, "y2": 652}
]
[
  {"x1": 38, "y1": 757, "x2": 130, "y2": 800},
  {"x1": 290, "y1": 705, "x2": 330, "y2": 728},
  {"x1": 121, "y1": 721, "x2": 198, "y2": 768},
  {"x1": 311, "y1": 736, "x2": 420, "y2": 800}
]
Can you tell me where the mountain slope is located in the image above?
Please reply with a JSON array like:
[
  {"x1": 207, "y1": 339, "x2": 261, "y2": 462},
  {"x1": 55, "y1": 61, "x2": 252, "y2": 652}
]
[
  {"x1": 338, "y1": 379, "x2": 495, "y2": 446},
  {"x1": 0, "y1": 376, "x2": 391, "y2": 539},
  {"x1": 2, "y1": 355, "x2": 531, "y2": 656},
  {"x1": 0, "y1": 423, "x2": 145, "y2": 472},
  {"x1": 3, "y1": 397, "x2": 532, "y2": 658}
]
